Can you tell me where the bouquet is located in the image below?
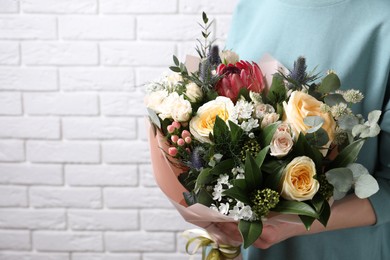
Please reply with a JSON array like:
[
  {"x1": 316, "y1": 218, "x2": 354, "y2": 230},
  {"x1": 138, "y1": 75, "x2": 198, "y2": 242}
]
[{"x1": 145, "y1": 12, "x2": 381, "y2": 256}]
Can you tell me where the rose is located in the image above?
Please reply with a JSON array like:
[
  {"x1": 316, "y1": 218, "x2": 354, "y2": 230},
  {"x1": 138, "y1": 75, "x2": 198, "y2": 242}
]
[
  {"x1": 283, "y1": 91, "x2": 336, "y2": 145},
  {"x1": 219, "y1": 50, "x2": 240, "y2": 65},
  {"x1": 159, "y1": 93, "x2": 192, "y2": 122},
  {"x1": 261, "y1": 112, "x2": 279, "y2": 128},
  {"x1": 145, "y1": 90, "x2": 168, "y2": 113},
  {"x1": 254, "y1": 103, "x2": 275, "y2": 118},
  {"x1": 270, "y1": 130, "x2": 293, "y2": 158},
  {"x1": 185, "y1": 82, "x2": 203, "y2": 102},
  {"x1": 280, "y1": 156, "x2": 319, "y2": 201},
  {"x1": 215, "y1": 61, "x2": 265, "y2": 102},
  {"x1": 189, "y1": 96, "x2": 235, "y2": 143}
]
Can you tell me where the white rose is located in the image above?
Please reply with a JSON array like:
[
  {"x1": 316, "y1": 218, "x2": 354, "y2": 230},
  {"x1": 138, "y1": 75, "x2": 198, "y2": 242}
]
[
  {"x1": 145, "y1": 90, "x2": 169, "y2": 113},
  {"x1": 261, "y1": 112, "x2": 280, "y2": 128},
  {"x1": 270, "y1": 130, "x2": 293, "y2": 158},
  {"x1": 281, "y1": 156, "x2": 319, "y2": 201},
  {"x1": 158, "y1": 92, "x2": 179, "y2": 120},
  {"x1": 254, "y1": 104, "x2": 275, "y2": 118},
  {"x1": 189, "y1": 96, "x2": 235, "y2": 143},
  {"x1": 171, "y1": 95, "x2": 192, "y2": 122},
  {"x1": 185, "y1": 82, "x2": 203, "y2": 102},
  {"x1": 220, "y1": 50, "x2": 240, "y2": 65}
]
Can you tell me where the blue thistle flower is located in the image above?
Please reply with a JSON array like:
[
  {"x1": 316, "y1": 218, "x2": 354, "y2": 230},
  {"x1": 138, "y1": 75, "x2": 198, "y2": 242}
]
[
  {"x1": 290, "y1": 56, "x2": 307, "y2": 83},
  {"x1": 190, "y1": 146, "x2": 206, "y2": 170},
  {"x1": 208, "y1": 45, "x2": 221, "y2": 66}
]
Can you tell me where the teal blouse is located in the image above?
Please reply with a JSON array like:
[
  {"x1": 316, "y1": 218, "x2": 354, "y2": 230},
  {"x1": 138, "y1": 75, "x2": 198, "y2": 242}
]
[{"x1": 226, "y1": 0, "x2": 390, "y2": 259}]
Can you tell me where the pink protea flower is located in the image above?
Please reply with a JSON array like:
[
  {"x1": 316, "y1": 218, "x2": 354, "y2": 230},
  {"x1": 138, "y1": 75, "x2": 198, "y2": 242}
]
[{"x1": 215, "y1": 61, "x2": 265, "y2": 102}]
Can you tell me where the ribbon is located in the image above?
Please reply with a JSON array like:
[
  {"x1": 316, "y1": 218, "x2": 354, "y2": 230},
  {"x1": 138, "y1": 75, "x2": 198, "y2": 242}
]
[{"x1": 183, "y1": 229, "x2": 241, "y2": 260}]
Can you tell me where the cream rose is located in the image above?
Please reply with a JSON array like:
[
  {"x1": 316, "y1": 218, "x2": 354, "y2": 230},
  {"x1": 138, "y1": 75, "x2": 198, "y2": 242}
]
[
  {"x1": 220, "y1": 50, "x2": 239, "y2": 65},
  {"x1": 145, "y1": 90, "x2": 168, "y2": 113},
  {"x1": 283, "y1": 91, "x2": 336, "y2": 146},
  {"x1": 189, "y1": 96, "x2": 235, "y2": 143},
  {"x1": 281, "y1": 156, "x2": 319, "y2": 201},
  {"x1": 185, "y1": 82, "x2": 203, "y2": 102},
  {"x1": 270, "y1": 130, "x2": 293, "y2": 158},
  {"x1": 261, "y1": 112, "x2": 280, "y2": 128}
]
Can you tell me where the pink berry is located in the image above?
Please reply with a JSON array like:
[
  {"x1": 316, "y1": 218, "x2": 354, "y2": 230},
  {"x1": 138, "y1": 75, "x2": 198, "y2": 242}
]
[
  {"x1": 181, "y1": 130, "x2": 191, "y2": 139},
  {"x1": 172, "y1": 121, "x2": 181, "y2": 129},
  {"x1": 168, "y1": 147, "x2": 178, "y2": 156},
  {"x1": 167, "y1": 125, "x2": 175, "y2": 133},
  {"x1": 171, "y1": 135, "x2": 179, "y2": 143},
  {"x1": 177, "y1": 138, "x2": 185, "y2": 146},
  {"x1": 184, "y1": 137, "x2": 192, "y2": 144}
]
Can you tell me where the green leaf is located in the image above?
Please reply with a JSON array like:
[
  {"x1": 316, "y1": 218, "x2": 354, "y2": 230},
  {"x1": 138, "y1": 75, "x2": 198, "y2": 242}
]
[
  {"x1": 233, "y1": 179, "x2": 247, "y2": 190},
  {"x1": 197, "y1": 188, "x2": 214, "y2": 206},
  {"x1": 264, "y1": 165, "x2": 285, "y2": 191},
  {"x1": 195, "y1": 168, "x2": 213, "y2": 189},
  {"x1": 325, "y1": 167, "x2": 353, "y2": 193},
  {"x1": 183, "y1": 191, "x2": 197, "y2": 206},
  {"x1": 329, "y1": 139, "x2": 365, "y2": 168},
  {"x1": 259, "y1": 122, "x2": 279, "y2": 147},
  {"x1": 173, "y1": 55, "x2": 179, "y2": 66},
  {"x1": 244, "y1": 152, "x2": 262, "y2": 190},
  {"x1": 238, "y1": 220, "x2": 263, "y2": 249},
  {"x1": 324, "y1": 93, "x2": 346, "y2": 106},
  {"x1": 267, "y1": 75, "x2": 287, "y2": 104},
  {"x1": 147, "y1": 108, "x2": 161, "y2": 129},
  {"x1": 305, "y1": 128, "x2": 329, "y2": 147},
  {"x1": 210, "y1": 159, "x2": 235, "y2": 175},
  {"x1": 318, "y1": 200, "x2": 331, "y2": 227},
  {"x1": 202, "y1": 12, "x2": 208, "y2": 24},
  {"x1": 255, "y1": 146, "x2": 270, "y2": 167},
  {"x1": 273, "y1": 200, "x2": 319, "y2": 218},
  {"x1": 229, "y1": 120, "x2": 244, "y2": 144},
  {"x1": 213, "y1": 116, "x2": 230, "y2": 142},
  {"x1": 318, "y1": 73, "x2": 341, "y2": 93},
  {"x1": 169, "y1": 66, "x2": 181, "y2": 73},
  {"x1": 299, "y1": 215, "x2": 316, "y2": 230},
  {"x1": 238, "y1": 87, "x2": 250, "y2": 101},
  {"x1": 223, "y1": 187, "x2": 250, "y2": 204},
  {"x1": 293, "y1": 133, "x2": 323, "y2": 166}
]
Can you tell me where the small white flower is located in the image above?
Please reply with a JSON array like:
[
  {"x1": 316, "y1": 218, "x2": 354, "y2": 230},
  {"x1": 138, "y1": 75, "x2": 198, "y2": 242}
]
[
  {"x1": 232, "y1": 166, "x2": 244, "y2": 176},
  {"x1": 219, "y1": 202, "x2": 230, "y2": 215},
  {"x1": 210, "y1": 204, "x2": 219, "y2": 212},
  {"x1": 240, "y1": 205, "x2": 254, "y2": 221},
  {"x1": 330, "y1": 103, "x2": 352, "y2": 119},
  {"x1": 236, "y1": 173, "x2": 245, "y2": 179},
  {"x1": 234, "y1": 100, "x2": 254, "y2": 120},
  {"x1": 240, "y1": 118, "x2": 259, "y2": 132},
  {"x1": 342, "y1": 89, "x2": 364, "y2": 103},
  {"x1": 217, "y1": 174, "x2": 230, "y2": 185}
]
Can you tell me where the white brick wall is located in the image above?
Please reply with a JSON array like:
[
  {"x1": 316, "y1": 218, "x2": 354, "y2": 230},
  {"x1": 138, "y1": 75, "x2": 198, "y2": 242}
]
[{"x1": 0, "y1": 0, "x2": 238, "y2": 258}]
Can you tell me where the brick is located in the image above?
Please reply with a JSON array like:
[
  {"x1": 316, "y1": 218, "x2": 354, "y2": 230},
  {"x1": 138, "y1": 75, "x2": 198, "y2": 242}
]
[
  {"x1": 0, "y1": 209, "x2": 66, "y2": 229},
  {"x1": 33, "y1": 231, "x2": 103, "y2": 251},
  {"x1": 59, "y1": 16, "x2": 135, "y2": 40},
  {"x1": 143, "y1": 254, "x2": 201, "y2": 260},
  {"x1": 22, "y1": 0, "x2": 97, "y2": 13},
  {"x1": 0, "y1": 231, "x2": 30, "y2": 250},
  {"x1": 102, "y1": 141, "x2": 150, "y2": 163},
  {"x1": 0, "y1": 0, "x2": 19, "y2": 13},
  {"x1": 0, "y1": 253, "x2": 69, "y2": 260},
  {"x1": 65, "y1": 164, "x2": 137, "y2": 186},
  {"x1": 137, "y1": 118, "x2": 148, "y2": 141},
  {"x1": 104, "y1": 187, "x2": 172, "y2": 209},
  {"x1": 0, "y1": 140, "x2": 24, "y2": 162},
  {"x1": 141, "y1": 209, "x2": 193, "y2": 231},
  {"x1": 0, "y1": 68, "x2": 57, "y2": 91},
  {"x1": 24, "y1": 93, "x2": 98, "y2": 115},
  {"x1": 100, "y1": 42, "x2": 174, "y2": 66},
  {"x1": 60, "y1": 68, "x2": 134, "y2": 91},
  {"x1": 62, "y1": 117, "x2": 136, "y2": 140},
  {"x1": 0, "y1": 42, "x2": 19, "y2": 64},
  {"x1": 215, "y1": 15, "x2": 233, "y2": 41},
  {"x1": 100, "y1": 91, "x2": 147, "y2": 116},
  {"x1": 179, "y1": 0, "x2": 238, "y2": 13},
  {"x1": 100, "y1": 0, "x2": 176, "y2": 14},
  {"x1": 0, "y1": 117, "x2": 60, "y2": 139},
  {"x1": 139, "y1": 164, "x2": 157, "y2": 187},
  {"x1": 0, "y1": 163, "x2": 62, "y2": 185},
  {"x1": 72, "y1": 254, "x2": 141, "y2": 260},
  {"x1": 26, "y1": 141, "x2": 100, "y2": 163},
  {"x1": 135, "y1": 67, "x2": 167, "y2": 87},
  {"x1": 138, "y1": 15, "x2": 202, "y2": 40},
  {"x1": 30, "y1": 187, "x2": 101, "y2": 208},
  {"x1": 68, "y1": 209, "x2": 138, "y2": 230},
  {"x1": 0, "y1": 92, "x2": 22, "y2": 115},
  {"x1": 105, "y1": 232, "x2": 175, "y2": 252},
  {"x1": 22, "y1": 42, "x2": 98, "y2": 65},
  {"x1": 0, "y1": 17, "x2": 56, "y2": 39},
  {"x1": 0, "y1": 186, "x2": 27, "y2": 207}
]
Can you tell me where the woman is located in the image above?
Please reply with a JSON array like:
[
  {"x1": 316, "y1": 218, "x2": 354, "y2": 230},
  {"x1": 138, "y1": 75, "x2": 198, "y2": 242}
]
[{"x1": 216, "y1": 0, "x2": 390, "y2": 259}]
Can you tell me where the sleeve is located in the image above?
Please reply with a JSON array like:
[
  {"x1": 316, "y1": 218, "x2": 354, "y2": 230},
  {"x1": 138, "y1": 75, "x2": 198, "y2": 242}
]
[{"x1": 368, "y1": 72, "x2": 390, "y2": 226}]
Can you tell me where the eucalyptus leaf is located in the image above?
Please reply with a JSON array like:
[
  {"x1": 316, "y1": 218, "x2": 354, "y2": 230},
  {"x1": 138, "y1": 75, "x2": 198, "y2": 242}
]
[
  {"x1": 354, "y1": 174, "x2": 379, "y2": 199},
  {"x1": 368, "y1": 110, "x2": 382, "y2": 125},
  {"x1": 183, "y1": 191, "x2": 197, "y2": 206},
  {"x1": 304, "y1": 116, "x2": 324, "y2": 128},
  {"x1": 338, "y1": 114, "x2": 359, "y2": 131},
  {"x1": 325, "y1": 167, "x2": 353, "y2": 193},
  {"x1": 305, "y1": 128, "x2": 329, "y2": 146},
  {"x1": 324, "y1": 93, "x2": 346, "y2": 106},
  {"x1": 318, "y1": 73, "x2": 341, "y2": 93},
  {"x1": 238, "y1": 220, "x2": 263, "y2": 249},
  {"x1": 147, "y1": 108, "x2": 161, "y2": 129}
]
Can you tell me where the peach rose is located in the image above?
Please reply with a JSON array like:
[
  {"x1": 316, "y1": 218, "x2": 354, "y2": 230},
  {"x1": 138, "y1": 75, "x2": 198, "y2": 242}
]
[
  {"x1": 283, "y1": 91, "x2": 336, "y2": 146},
  {"x1": 189, "y1": 97, "x2": 235, "y2": 143},
  {"x1": 281, "y1": 156, "x2": 319, "y2": 201}
]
